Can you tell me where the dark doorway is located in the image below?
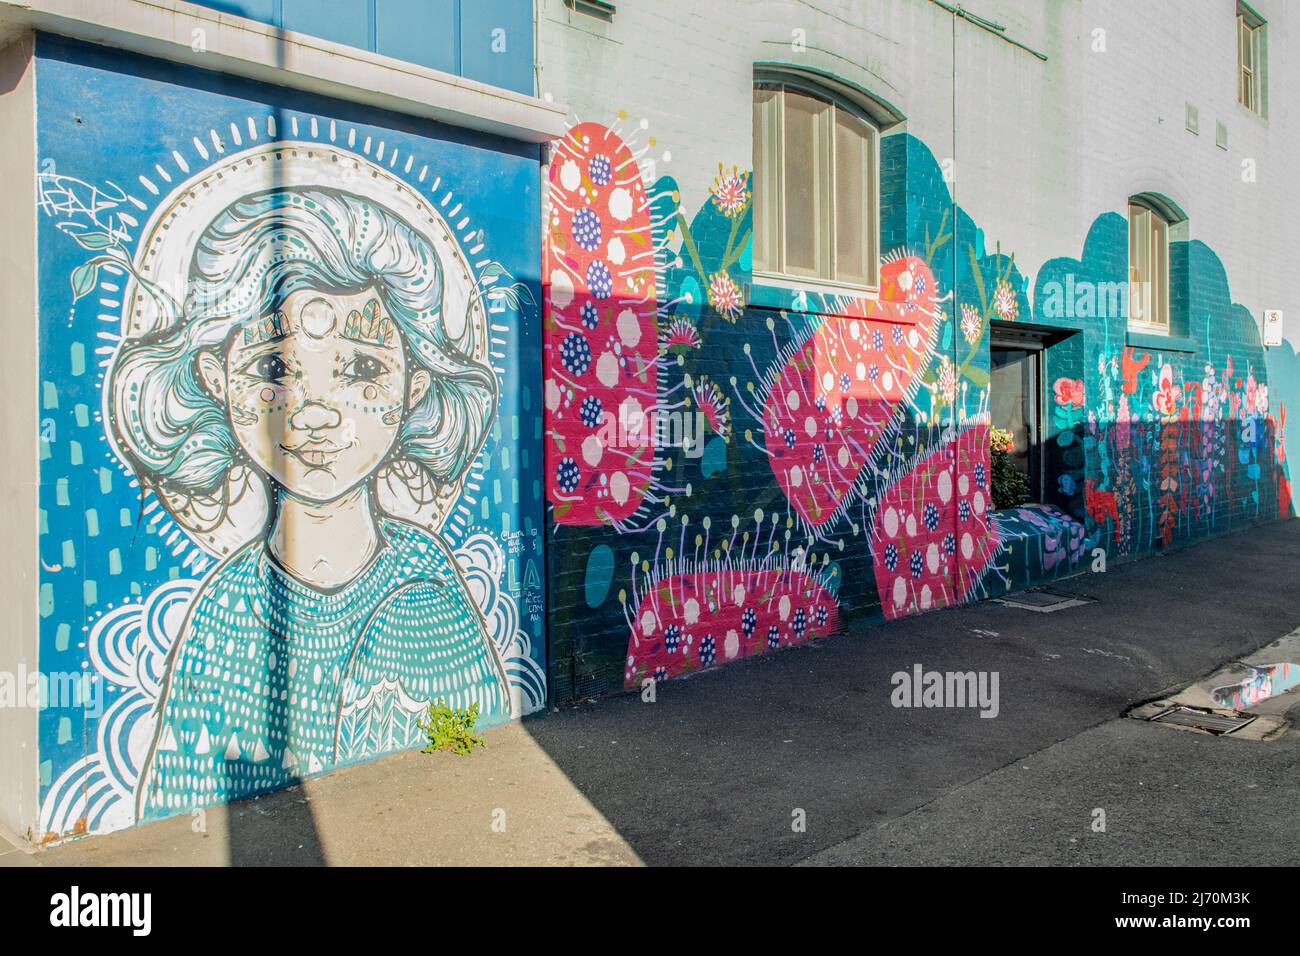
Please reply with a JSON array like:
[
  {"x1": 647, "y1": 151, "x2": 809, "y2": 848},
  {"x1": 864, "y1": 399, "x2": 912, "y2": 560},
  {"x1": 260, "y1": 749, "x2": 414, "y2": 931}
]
[{"x1": 990, "y1": 331, "x2": 1043, "y2": 503}]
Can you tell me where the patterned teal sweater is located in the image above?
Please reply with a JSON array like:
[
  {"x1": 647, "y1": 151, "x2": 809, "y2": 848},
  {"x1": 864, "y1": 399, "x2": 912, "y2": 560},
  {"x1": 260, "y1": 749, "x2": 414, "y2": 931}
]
[{"x1": 137, "y1": 519, "x2": 510, "y2": 820}]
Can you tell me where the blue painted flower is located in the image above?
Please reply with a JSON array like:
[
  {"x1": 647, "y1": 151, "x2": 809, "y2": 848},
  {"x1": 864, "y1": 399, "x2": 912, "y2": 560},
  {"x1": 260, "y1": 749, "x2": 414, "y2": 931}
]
[
  {"x1": 909, "y1": 551, "x2": 924, "y2": 577},
  {"x1": 812, "y1": 443, "x2": 825, "y2": 464},
  {"x1": 653, "y1": 666, "x2": 667, "y2": 684},
  {"x1": 792, "y1": 607, "x2": 807, "y2": 637},
  {"x1": 815, "y1": 604, "x2": 828, "y2": 627},
  {"x1": 572, "y1": 207, "x2": 602, "y2": 252},
  {"x1": 580, "y1": 395, "x2": 603, "y2": 428},
  {"x1": 915, "y1": 274, "x2": 927, "y2": 296},
  {"x1": 815, "y1": 394, "x2": 826, "y2": 411},
  {"x1": 872, "y1": 330, "x2": 884, "y2": 349},
  {"x1": 767, "y1": 626, "x2": 781, "y2": 650},
  {"x1": 884, "y1": 542, "x2": 899, "y2": 571},
  {"x1": 586, "y1": 260, "x2": 613, "y2": 299},
  {"x1": 839, "y1": 372, "x2": 851, "y2": 392},
  {"x1": 974, "y1": 462, "x2": 987, "y2": 489},
  {"x1": 559, "y1": 332, "x2": 592, "y2": 375},
  {"x1": 892, "y1": 326, "x2": 904, "y2": 344},
  {"x1": 741, "y1": 606, "x2": 756, "y2": 636},
  {"x1": 943, "y1": 532, "x2": 956, "y2": 555},
  {"x1": 590, "y1": 154, "x2": 611, "y2": 186},
  {"x1": 783, "y1": 428, "x2": 797, "y2": 449},
  {"x1": 699, "y1": 635, "x2": 717, "y2": 667},
  {"x1": 555, "y1": 457, "x2": 580, "y2": 494},
  {"x1": 923, "y1": 501, "x2": 940, "y2": 531},
  {"x1": 868, "y1": 364, "x2": 879, "y2": 382},
  {"x1": 958, "y1": 499, "x2": 971, "y2": 522},
  {"x1": 580, "y1": 301, "x2": 599, "y2": 330}
]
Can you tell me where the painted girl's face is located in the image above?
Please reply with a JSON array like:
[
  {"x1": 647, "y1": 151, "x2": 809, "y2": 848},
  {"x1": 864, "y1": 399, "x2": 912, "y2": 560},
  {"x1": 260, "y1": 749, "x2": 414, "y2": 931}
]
[{"x1": 198, "y1": 287, "x2": 430, "y2": 502}]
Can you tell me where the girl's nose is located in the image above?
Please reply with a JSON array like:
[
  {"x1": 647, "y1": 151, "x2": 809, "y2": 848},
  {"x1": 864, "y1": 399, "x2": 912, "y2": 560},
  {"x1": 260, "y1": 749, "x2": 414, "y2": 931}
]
[{"x1": 288, "y1": 401, "x2": 342, "y2": 433}]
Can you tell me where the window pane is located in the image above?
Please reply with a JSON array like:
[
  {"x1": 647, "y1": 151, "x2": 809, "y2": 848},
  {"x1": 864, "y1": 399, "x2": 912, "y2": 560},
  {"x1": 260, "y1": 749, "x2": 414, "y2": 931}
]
[
  {"x1": 782, "y1": 89, "x2": 831, "y2": 279},
  {"x1": 752, "y1": 86, "x2": 781, "y2": 274},
  {"x1": 1151, "y1": 215, "x2": 1168, "y2": 328},
  {"x1": 1129, "y1": 206, "x2": 1149, "y2": 322},
  {"x1": 834, "y1": 107, "x2": 874, "y2": 286}
]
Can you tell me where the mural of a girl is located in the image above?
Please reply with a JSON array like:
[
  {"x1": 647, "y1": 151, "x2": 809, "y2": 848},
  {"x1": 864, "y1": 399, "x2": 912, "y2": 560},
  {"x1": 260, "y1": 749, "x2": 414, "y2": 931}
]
[{"x1": 108, "y1": 158, "x2": 512, "y2": 818}]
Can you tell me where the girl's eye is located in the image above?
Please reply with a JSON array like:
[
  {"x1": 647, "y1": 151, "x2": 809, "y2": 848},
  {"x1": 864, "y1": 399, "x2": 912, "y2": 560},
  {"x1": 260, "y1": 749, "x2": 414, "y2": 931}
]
[
  {"x1": 246, "y1": 354, "x2": 288, "y2": 382},
  {"x1": 344, "y1": 354, "x2": 387, "y2": 383}
]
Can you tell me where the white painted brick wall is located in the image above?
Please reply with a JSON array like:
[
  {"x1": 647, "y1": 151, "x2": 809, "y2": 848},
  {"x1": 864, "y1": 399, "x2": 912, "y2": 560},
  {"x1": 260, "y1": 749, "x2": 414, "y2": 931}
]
[{"x1": 539, "y1": 0, "x2": 1299, "y2": 342}]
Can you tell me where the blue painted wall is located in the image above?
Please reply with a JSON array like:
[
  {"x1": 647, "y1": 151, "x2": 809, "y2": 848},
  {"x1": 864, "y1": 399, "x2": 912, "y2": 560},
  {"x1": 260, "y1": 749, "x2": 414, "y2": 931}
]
[
  {"x1": 34, "y1": 35, "x2": 545, "y2": 834},
  {"x1": 190, "y1": 0, "x2": 535, "y2": 95}
]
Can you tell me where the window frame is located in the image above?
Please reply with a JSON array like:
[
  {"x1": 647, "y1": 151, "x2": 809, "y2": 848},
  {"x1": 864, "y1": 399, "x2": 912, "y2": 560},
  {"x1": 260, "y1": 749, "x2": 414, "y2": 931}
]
[
  {"x1": 1237, "y1": 3, "x2": 1266, "y2": 115},
  {"x1": 1126, "y1": 199, "x2": 1172, "y2": 335},
  {"x1": 752, "y1": 79, "x2": 881, "y2": 295}
]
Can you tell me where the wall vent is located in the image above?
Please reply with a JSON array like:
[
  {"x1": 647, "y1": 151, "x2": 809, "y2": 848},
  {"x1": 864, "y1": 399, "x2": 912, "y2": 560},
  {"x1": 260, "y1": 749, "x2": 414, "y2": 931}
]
[{"x1": 565, "y1": 0, "x2": 616, "y2": 20}]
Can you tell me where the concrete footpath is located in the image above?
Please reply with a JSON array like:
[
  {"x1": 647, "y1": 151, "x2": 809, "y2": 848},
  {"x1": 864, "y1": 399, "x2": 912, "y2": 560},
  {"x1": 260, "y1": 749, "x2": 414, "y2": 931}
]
[{"x1": 11, "y1": 518, "x2": 1300, "y2": 867}]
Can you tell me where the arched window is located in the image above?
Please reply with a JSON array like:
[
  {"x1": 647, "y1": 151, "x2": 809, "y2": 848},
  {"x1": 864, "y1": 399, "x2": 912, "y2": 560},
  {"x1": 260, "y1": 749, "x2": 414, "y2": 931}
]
[
  {"x1": 753, "y1": 74, "x2": 881, "y2": 290},
  {"x1": 1127, "y1": 194, "x2": 1185, "y2": 334}
]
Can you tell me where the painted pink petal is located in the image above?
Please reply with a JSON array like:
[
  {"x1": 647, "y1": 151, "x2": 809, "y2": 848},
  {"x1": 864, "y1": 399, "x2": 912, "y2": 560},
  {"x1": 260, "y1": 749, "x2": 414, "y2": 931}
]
[
  {"x1": 624, "y1": 568, "x2": 840, "y2": 688},
  {"x1": 544, "y1": 122, "x2": 658, "y2": 526},
  {"x1": 762, "y1": 256, "x2": 939, "y2": 527},
  {"x1": 871, "y1": 424, "x2": 1000, "y2": 620}
]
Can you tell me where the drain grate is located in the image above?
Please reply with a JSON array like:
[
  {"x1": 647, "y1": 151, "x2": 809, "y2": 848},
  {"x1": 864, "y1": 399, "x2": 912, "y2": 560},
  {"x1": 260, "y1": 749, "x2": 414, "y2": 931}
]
[
  {"x1": 997, "y1": 589, "x2": 1094, "y2": 613},
  {"x1": 1149, "y1": 706, "x2": 1257, "y2": 736}
]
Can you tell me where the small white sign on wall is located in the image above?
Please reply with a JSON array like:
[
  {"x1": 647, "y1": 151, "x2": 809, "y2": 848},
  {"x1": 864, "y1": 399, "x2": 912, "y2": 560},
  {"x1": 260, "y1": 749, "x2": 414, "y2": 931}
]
[{"x1": 1263, "y1": 309, "x2": 1284, "y2": 347}]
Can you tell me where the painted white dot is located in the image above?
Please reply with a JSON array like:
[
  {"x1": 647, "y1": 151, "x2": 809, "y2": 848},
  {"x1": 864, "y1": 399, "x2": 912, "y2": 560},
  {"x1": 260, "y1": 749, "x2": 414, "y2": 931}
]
[
  {"x1": 616, "y1": 308, "x2": 642, "y2": 347},
  {"x1": 609, "y1": 187, "x2": 633, "y2": 220},
  {"x1": 961, "y1": 532, "x2": 974, "y2": 559},
  {"x1": 786, "y1": 390, "x2": 800, "y2": 411},
  {"x1": 883, "y1": 507, "x2": 899, "y2": 537},
  {"x1": 550, "y1": 269, "x2": 574, "y2": 309},
  {"x1": 779, "y1": 595, "x2": 792, "y2": 621},
  {"x1": 893, "y1": 576, "x2": 907, "y2": 607},
  {"x1": 560, "y1": 159, "x2": 580, "y2": 191},
  {"x1": 937, "y1": 470, "x2": 953, "y2": 503},
  {"x1": 610, "y1": 471, "x2": 630, "y2": 504}
]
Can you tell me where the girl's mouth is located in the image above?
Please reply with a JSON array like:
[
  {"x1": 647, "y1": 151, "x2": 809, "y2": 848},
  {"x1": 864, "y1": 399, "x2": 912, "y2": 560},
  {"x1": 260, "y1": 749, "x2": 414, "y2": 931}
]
[{"x1": 280, "y1": 440, "x2": 350, "y2": 468}]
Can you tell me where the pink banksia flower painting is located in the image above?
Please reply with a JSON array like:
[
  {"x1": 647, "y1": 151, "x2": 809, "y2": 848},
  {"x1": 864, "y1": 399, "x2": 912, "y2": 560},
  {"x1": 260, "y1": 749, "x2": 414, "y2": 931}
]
[
  {"x1": 992, "y1": 279, "x2": 1019, "y2": 321},
  {"x1": 660, "y1": 316, "x2": 702, "y2": 355},
  {"x1": 692, "y1": 377, "x2": 731, "y2": 442},
  {"x1": 707, "y1": 271, "x2": 744, "y2": 321},
  {"x1": 960, "y1": 303, "x2": 983, "y2": 345},
  {"x1": 709, "y1": 164, "x2": 750, "y2": 217}
]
